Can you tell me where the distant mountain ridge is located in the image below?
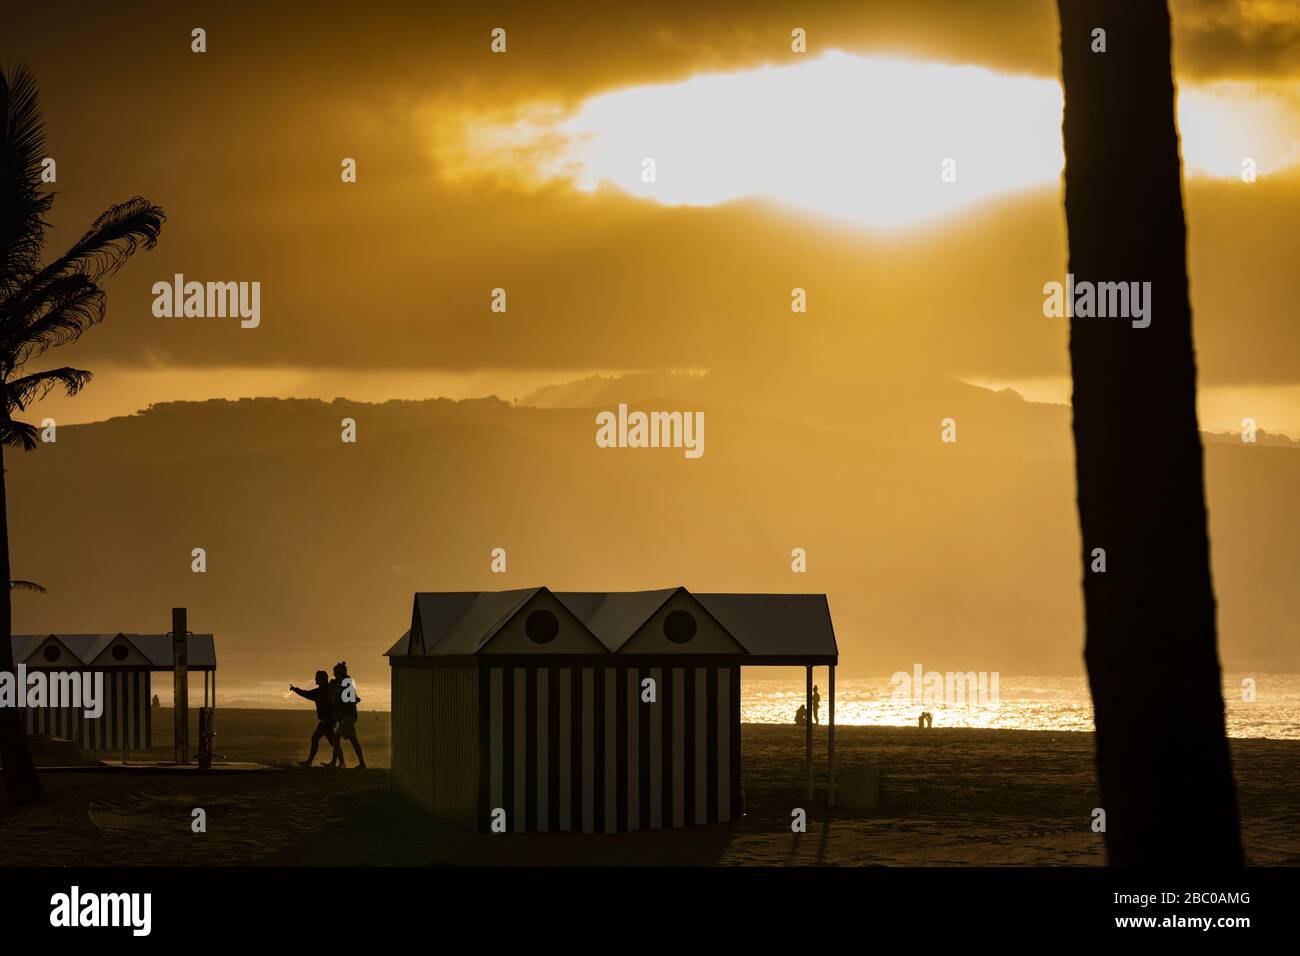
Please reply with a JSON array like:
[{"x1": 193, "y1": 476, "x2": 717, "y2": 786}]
[{"x1": 8, "y1": 384, "x2": 1296, "y2": 693}]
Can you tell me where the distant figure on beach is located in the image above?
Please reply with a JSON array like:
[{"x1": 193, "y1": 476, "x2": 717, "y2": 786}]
[
  {"x1": 812, "y1": 684, "x2": 822, "y2": 724},
  {"x1": 290, "y1": 670, "x2": 338, "y2": 767},
  {"x1": 151, "y1": 694, "x2": 160, "y2": 710},
  {"x1": 327, "y1": 661, "x2": 366, "y2": 769},
  {"x1": 795, "y1": 704, "x2": 808, "y2": 726},
  {"x1": 918, "y1": 711, "x2": 933, "y2": 729}
]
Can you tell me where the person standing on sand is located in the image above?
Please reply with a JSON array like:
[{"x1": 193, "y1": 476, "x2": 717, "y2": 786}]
[
  {"x1": 290, "y1": 670, "x2": 338, "y2": 767},
  {"x1": 327, "y1": 661, "x2": 366, "y2": 769},
  {"x1": 812, "y1": 684, "x2": 822, "y2": 724}
]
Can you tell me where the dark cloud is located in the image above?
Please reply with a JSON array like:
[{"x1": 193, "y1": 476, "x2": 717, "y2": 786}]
[{"x1": 1173, "y1": 0, "x2": 1300, "y2": 80}]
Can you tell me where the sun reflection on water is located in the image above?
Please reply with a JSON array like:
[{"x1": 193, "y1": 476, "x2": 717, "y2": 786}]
[{"x1": 741, "y1": 674, "x2": 1300, "y2": 739}]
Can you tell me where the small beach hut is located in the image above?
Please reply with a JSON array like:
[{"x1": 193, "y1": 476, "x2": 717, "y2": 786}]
[
  {"x1": 11, "y1": 632, "x2": 217, "y2": 750},
  {"x1": 385, "y1": 587, "x2": 838, "y2": 833}
]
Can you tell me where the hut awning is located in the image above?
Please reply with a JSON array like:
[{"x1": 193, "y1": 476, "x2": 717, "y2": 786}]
[
  {"x1": 11, "y1": 633, "x2": 217, "y2": 670},
  {"x1": 386, "y1": 588, "x2": 837, "y2": 665}
]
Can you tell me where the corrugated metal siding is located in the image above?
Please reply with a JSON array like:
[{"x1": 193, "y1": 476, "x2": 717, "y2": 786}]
[
  {"x1": 393, "y1": 660, "x2": 741, "y2": 833},
  {"x1": 432, "y1": 666, "x2": 479, "y2": 827},
  {"x1": 22, "y1": 670, "x2": 151, "y2": 750},
  {"x1": 481, "y1": 663, "x2": 736, "y2": 833},
  {"x1": 391, "y1": 663, "x2": 479, "y2": 828}
]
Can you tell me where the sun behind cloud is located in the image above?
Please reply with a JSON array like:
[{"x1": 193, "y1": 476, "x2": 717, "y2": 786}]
[{"x1": 437, "y1": 50, "x2": 1300, "y2": 230}]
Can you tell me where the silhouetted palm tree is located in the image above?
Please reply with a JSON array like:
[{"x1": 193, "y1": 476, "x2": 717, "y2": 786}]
[
  {"x1": 1055, "y1": 2, "x2": 1241, "y2": 863},
  {"x1": 0, "y1": 65, "x2": 163, "y2": 806}
]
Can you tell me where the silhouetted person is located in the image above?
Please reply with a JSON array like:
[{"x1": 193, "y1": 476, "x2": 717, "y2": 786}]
[
  {"x1": 327, "y1": 661, "x2": 366, "y2": 769},
  {"x1": 795, "y1": 704, "x2": 808, "y2": 726},
  {"x1": 151, "y1": 694, "x2": 160, "y2": 710},
  {"x1": 290, "y1": 670, "x2": 337, "y2": 767},
  {"x1": 812, "y1": 684, "x2": 821, "y2": 724}
]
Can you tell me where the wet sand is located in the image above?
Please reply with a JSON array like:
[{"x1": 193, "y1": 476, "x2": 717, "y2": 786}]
[{"x1": 1, "y1": 709, "x2": 1296, "y2": 866}]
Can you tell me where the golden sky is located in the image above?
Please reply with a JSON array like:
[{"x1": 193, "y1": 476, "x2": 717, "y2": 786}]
[
  {"x1": 4, "y1": 0, "x2": 1299, "y2": 432},
  {"x1": 6, "y1": 1, "x2": 1300, "y2": 683}
]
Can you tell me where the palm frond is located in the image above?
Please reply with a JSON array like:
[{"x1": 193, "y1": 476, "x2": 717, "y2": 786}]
[
  {"x1": 0, "y1": 273, "x2": 105, "y2": 370},
  {"x1": 5, "y1": 366, "x2": 92, "y2": 411},
  {"x1": 0, "y1": 67, "x2": 164, "y2": 460},
  {"x1": 0, "y1": 65, "x2": 53, "y2": 297},
  {"x1": 0, "y1": 416, "x2": 38, "y2": 450},
  {"x1": 9, "y1": 579, "x2": 45, "y2": 593},
  {"x1": 28, "y1": 197, "x2": 164, "y2": 287}
]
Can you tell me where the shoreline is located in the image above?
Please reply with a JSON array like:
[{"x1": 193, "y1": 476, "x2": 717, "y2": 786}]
[
  {"x1": 2, "y1": 713, "x2": 1295, "y2": 865},
  {"x1": 164, "y1": 707, "x2": 1300, "y2": 741}
]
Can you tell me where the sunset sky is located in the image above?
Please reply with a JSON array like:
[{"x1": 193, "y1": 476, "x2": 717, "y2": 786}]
[
  {"x1": 1, "y1": 4, "x2": 1294, "y2": 888},
  {"x1": 3, "y1": 0, "x2": 1298, "y2": 697},
  {"x1": 2, "y1": 0, "x2": 1298, "y2": 434}
]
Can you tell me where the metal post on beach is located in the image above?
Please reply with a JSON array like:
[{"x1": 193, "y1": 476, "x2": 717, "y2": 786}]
[
  {"x1": 828, "y1": 664, "x2": 836, "y2": 807},
  {"x1": 805, "y1": 665, "x2": 813, "y2": 800},
  {"x1": 173, "y1": 607, "x2": 189, "y2": 765}
]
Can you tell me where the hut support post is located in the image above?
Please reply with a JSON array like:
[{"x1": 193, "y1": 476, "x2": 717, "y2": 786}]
[
  {"x1": 805, "y1": 665, "x2": 813, "y2": 800},
  {"x1": 173, "y1": 607, "x2": 189, "y2": 765},
  {"x1": 827, "y1": 664, "x2": 836, "y2": 807}
]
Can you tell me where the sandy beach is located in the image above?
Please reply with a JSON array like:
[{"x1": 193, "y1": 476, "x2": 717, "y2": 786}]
[{"x1": 1, "y1": 709, "x2": 1296, "y2": 866}]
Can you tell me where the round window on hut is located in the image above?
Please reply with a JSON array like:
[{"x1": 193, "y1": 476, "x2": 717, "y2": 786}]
[
  {"x1": 43, "y1": 645, "x2": 60, "y2": 662},
  {"x1": 525, "y1": 609, "x2": 559, "y2": 644},
  {"x1": 663, "y1": 609, "x2": 697, "y2": 644},
  {"x1": 112, "y1": 644, "x2": 129, "y2": 661}
]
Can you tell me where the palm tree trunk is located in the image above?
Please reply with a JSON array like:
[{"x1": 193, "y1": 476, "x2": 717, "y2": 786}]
[
  {"x1": 1056, "y1": 0, "x2": 1240, "y2": 864},
  {"x1": 0, "y1": 443, "x2": 45, "y2": 805}
]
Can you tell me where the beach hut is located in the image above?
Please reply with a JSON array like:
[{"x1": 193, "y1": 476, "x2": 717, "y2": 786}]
[
  {"x1": 10, "y1": 632, "x2": 217, "y2": 751},
  {"x1": 385, "y1": 587, "x2": 838, "y2": 833}
]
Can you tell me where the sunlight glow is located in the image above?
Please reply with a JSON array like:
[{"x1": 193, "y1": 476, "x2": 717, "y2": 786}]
[
  {"x1": 551, "y1": 52, "x2": 1064, "y2": 229},
  {"x1": 1178, "y1": 82, "x2": 1300, "y2": 178},
  {"x1": 453, "y1": 51, "x2": 1300, "y2": 230}
]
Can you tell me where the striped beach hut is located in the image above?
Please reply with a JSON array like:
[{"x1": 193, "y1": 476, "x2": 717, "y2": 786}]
[
  {"x1": 11, "y1": 633, "x2": 217, "y2": 751},
  {"x1": 385, "y1": 587, "x2": 838, "y2": 833}
]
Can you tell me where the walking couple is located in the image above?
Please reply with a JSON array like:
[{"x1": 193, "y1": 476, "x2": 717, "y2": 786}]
[{"x1": 290, "y1": 661, "x2": 366, "y2": 769}]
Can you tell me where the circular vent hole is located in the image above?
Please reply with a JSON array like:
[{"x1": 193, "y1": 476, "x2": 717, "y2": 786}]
[
  {"x1": 525, "y1": 609, "x2": 559, "y2": 644},
  {"x1": 663, "y1": 610, "x2": 697, "y2": 644}
]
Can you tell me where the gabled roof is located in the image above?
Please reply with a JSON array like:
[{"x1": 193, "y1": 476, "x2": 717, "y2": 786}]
[
  {"x1": 87, "y1": 633, "x2": 153, "y2": 668},
  {"x1": 11, "y1": 634, "x2": 217, "y2": 669},
  {"x1": 559, "y1": 588, "x2": 678, "y2": 652},
  {"x1": 10, "y1": 634, "x2": 42, "y2": 662},
  {"x1": 407, "y1": 589, "x2": 548, "y2": 656},
  {"x1": 81, "y1": 634, "x2": 121, "y2": 663},
  {"x1": 695, "y1": 594, "x2": 838, "y2": 661},
  {"x1": 21, "y1": 634, "x2": 82, "y2": 666},
  {"x1": 388, "y1": 589, "x2": 838, "y2": 663},
  {"x1": 385, "y1": 629, "x2": 413, "y2": 657}
]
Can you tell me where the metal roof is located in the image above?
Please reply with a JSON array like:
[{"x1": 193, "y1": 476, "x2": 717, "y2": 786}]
[
  {"x1": 695, "y1": 593, "x2": 838, "y2": 661},
  {"x1": 566, "y1": 589, "x2": 679, "y2": 651},
  {"x1": 387, "y1": 588, "x2": 837, "y2": 664},
  {"x1": 414, "y1": 589, "x2": 541, "y2": 655},
  {"x1": 11, "y1": 634, "x2": 217, "y2": 670}
]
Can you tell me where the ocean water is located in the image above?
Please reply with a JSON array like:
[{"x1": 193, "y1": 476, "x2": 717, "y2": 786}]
[
  {"x1": 209, "y1": 672, "x2": 1299, "y2": 739},
  {"x1": 741, "y1": 673, "x2": 1300, "y2": 740}
]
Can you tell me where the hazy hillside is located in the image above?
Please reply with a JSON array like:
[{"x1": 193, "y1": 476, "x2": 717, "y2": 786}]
[{"x1": 7, "y1": 384, "x2": 1297, "y2": 696}]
